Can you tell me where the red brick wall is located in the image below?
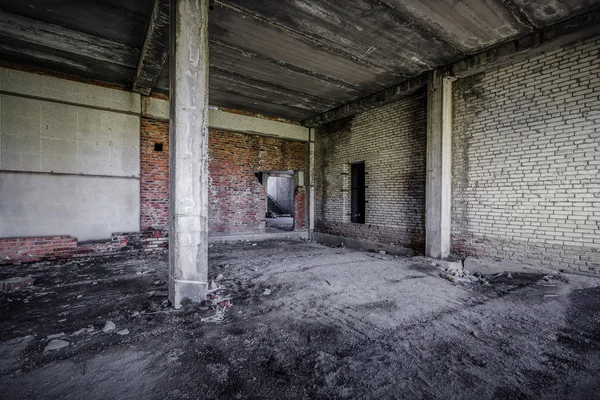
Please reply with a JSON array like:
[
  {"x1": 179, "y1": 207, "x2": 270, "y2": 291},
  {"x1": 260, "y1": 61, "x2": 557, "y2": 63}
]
[
  {"x1": 294, "y1": 186, "x2": 306, "y2": 230},
  {"x1": 209, "y1": 130, "x2": 307, "y2": 234},
  {"x1": 0, "y1": 122, "x2": 308, "y2": 264},
  {"x1": 140, "y1": 117, "x2": 170, "y2": 230},
  {"x1": 0, "y1": 230, "x2": 167, "y2": 264}
]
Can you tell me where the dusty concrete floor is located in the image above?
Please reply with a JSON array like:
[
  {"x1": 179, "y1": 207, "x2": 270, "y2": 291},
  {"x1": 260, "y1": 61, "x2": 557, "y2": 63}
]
[{"x1": 1, "y1": 239, "x2": 599, "y2": 400}]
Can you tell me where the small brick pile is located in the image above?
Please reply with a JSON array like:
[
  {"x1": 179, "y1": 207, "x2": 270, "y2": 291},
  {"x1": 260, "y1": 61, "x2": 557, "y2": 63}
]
[{"x1": 0, "y1": 228, "x2": 168, "y2": 265}]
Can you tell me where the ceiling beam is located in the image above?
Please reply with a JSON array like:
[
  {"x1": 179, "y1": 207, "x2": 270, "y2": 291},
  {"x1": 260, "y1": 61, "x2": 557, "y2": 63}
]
[
  {"x1": 211, "y1": 66, "x2": 340, "y2": 110},
  {"x1": 451, "y1": 7, "x2": 600, "y2": 78},
  {"x1": 303, "y1": 7, "x2": 600, "y2": 127},
  {"x1": 214, "y1": 0, "x2": 397, "y2": 75},
  {"x1": 501, "y1": 0, "x2": 537, "y2": 30},
  {"x1": 210, "y1": 40, "x2": 362, "y2": 92},
  {"x1": 374, "y1": 0, "x2": 463, "y2": 56},
  {"x1": 302, "y1": 75, "x2": 427, "y2": 127},
  {"x1": 0, "y1": 11, "x2": 138, "y2": 67},
  {"x1": 132, "y1": 0, "x2": 170, "y2": 96}
]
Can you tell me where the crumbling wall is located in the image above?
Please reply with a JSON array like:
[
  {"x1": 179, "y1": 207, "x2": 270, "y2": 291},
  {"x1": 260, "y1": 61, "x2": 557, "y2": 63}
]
[
  {"x1": 452, "y1": 36, "x2": 600, "y2": 273},
  {"x1": 314, "y1": 91, "x2": 427, "y2": 250},
  {"x1": 209, "y1": 130, "x2": 307, "y2": 234}
]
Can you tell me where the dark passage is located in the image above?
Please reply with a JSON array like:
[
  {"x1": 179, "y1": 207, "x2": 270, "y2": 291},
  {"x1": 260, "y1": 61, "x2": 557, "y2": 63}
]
[{"x1": 351, "y1": 162, "x2": 365, "y2": 224}]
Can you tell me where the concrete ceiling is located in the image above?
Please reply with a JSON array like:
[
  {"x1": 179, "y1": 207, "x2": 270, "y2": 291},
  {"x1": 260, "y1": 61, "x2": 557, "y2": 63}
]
[{"x1": 1, "y1": 0, "x2": 599, "y2": 121}]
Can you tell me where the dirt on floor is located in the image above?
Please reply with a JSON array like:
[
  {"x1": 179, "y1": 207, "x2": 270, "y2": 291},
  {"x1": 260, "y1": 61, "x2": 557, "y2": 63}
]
[{"x1": 0, "y1": 239, "x2": 599, "y2": 400}]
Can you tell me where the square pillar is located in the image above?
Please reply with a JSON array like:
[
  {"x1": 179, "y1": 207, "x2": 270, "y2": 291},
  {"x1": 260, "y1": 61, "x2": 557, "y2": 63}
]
[
  {"x1": 426, "y1": 70, "x2": 453, "y2": 259},
  {"x1": 168, "y1": 0, "x2": 209, "y2": 308},
  {"x1": 307, "y1": 128, "x2": 316, "y2": 239}
]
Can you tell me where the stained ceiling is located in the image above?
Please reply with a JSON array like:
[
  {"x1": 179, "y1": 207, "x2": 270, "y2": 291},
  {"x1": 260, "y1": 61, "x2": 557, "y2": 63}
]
[{"x1": 0, "y1": 0, "x2": 599, "y2": 121}]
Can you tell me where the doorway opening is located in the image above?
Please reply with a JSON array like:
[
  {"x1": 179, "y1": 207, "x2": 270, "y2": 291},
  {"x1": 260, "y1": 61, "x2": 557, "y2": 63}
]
[{"x1": 261, "y1": 171, "x2": 295, "y2": 232}]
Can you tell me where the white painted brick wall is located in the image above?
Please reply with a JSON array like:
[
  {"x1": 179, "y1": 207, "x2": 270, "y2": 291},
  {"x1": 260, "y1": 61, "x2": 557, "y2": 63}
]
[
  {"x1": 452, "y1": 36, "x2": 600, "y2": 273},
  {"x1": 315, "y1": 92, "x2": 427, "y2": 249}
]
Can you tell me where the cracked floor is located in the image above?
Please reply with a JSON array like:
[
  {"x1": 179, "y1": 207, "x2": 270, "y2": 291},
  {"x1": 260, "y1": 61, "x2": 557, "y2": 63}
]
[{"x1": 1, "y1": 239, "x2": 599, "y2": 399}]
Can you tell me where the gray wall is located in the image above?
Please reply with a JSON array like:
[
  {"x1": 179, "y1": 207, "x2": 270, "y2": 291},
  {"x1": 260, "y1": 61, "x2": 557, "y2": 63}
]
[
  {"x1": 0, "y1": 172, "x2": 139, "y2": 241},
  {"x1": 0, "y1": 67, "x2": 141, "y2": 241}
]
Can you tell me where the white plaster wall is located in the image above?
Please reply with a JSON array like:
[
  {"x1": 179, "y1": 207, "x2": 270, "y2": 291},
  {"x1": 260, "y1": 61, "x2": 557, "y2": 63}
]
[
  {"x1": 0, "y1": 172, "x2": 139, "y2": 241},
  {"x1": 0, "y1": 67, "x2": 141, "y2": 240}
]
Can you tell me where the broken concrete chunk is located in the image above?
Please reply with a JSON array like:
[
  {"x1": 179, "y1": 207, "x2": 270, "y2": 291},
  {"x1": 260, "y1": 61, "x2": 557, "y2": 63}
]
[
  {"x1": 45, "y1": 339, "x2": 69, "y2": 351},
  {"x1": 102, "y1": 321, "x2": 116, "y2": 333},
  {"x1": 117, "y1": 329, "x2": 129, "y2": 336},
  {"x1": 1, "y1": 276, "x2": 35, "y2": 291},
  {"x1": 216, "y1": 274, "x2": 224, "y2": 281},
  {"x1": 262, "y1": 289, "x2": 272, "y2": 296},
  {"x1": 46, "y1": 332, "x2": 66, "y2": 340}
]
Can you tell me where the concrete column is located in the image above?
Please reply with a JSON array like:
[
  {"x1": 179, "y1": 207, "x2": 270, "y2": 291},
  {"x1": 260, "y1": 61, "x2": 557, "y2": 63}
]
[
  {"x1": 168, "y1": 0, "x2": 209, "y2": 308},
  {"x1": 425, "y1": 70, "x2": 453, "y2": 259},
  {"x1": 307, "y1": 128, "x2": 316, "y2": 239}
]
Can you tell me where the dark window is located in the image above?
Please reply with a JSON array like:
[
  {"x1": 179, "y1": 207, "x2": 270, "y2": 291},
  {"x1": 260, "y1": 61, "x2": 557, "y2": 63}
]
[
  {"x1": 351, "y1": 162, "x2": 365, "y2": 224},
  {"x1": 154, "y1": 143, "x2": 163, "y2": 152}
]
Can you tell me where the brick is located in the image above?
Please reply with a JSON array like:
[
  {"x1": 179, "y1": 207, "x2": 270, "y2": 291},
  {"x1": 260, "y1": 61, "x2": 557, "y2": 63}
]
[
  {"x1": 451, "y1": 37, "x2": 600, "y2": 272},
  {"x1": 314, "y1": 91, "x2": 427, "y2": 250}
]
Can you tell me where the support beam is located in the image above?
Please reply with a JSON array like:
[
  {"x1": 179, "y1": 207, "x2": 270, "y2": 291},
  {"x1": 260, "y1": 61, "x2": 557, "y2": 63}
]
[
  {"x1": 307, "y1": 128, "x2": 316, "y2": 239},
  {"x1": 302, "y1": 75, "x2": 426, "y2": 127},
  {"x1": 425, "y1": 70, "x2": 453, "y2": 259},
  {"x1": 168, "y1": 0, "x2": 210, "y2": 309},
  {"x1": 0, "y1": 11, "x2": 138, "y2": 68},
  {"x1": 132, "y1": 0, "x2": 170, "y2": 96},
  {"x1": 451, "y1": 8, "x2": 600, "y2": 78},
  {"x1": 302, "y1": 8, "x2": 600, "y2": 128}
]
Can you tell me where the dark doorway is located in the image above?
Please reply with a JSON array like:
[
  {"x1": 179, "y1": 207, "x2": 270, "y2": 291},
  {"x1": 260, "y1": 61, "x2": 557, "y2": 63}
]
[{"x1": 351, "y1": 162, "x2": 365, "y2": 224}]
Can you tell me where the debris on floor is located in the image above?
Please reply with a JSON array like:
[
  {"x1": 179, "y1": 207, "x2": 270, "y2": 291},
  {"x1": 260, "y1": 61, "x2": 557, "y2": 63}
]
[
  {"x1": 102, "y1": 321, "x2": 116, "y2": 333},
  {"x1": 439, "y1": 266, "x2": 488, "y2": 285},
  {"x1": 44, "y1": 339, "x2": 69, "y2": 351},
  {"x1": 1, "y1": 276, "x2": 35, "y2": 291},
  {"x1": 201, "y1": 280, "x2": 233, "y2": 324},
  {"x1": 1, "y1": 240, "x2": 599, "y2": 399}
]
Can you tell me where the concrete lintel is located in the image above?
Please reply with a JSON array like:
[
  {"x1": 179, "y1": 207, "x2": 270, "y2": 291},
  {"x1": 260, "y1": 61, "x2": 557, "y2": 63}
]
[
  {"x1": 142, "y1": 96, "x2": 170, "y2": 120},
  {"x1": 425, "y1": 70, "x2": 452, "y2": 259},
  {"x1": 0, "y1": 67, "x2": 140, "y2": 114},
  {"x1": 333, "y1": 152, "x2": 379, "y2": 166},
  {"x1": 209, "y1": 109, "x2": 309, "y2": 142},
  {"x1": 168, "y1": 0, "x2": 210, "y2": 309},
  {"x1": 139, "y1": 96, "x2": 309, "y2": 140}
]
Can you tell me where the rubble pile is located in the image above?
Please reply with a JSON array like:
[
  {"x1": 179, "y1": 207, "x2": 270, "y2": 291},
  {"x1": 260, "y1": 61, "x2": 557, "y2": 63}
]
[
  {"x1": 438, "y1": 262, "x2": 489, "y2": 285},
  {"x1": 201, "y1": 280, "x2": 232, "y2": 324}
]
